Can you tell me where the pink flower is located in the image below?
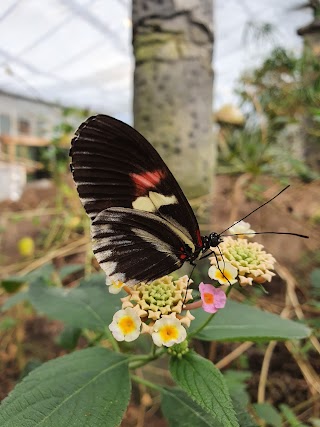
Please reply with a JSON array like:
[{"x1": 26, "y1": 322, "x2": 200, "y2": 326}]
[{"x1": 199, "y1": 283, "x2": 227, "y2": 314}]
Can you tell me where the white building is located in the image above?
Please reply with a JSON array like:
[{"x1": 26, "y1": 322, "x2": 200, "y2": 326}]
[
  {"x1": 0, "y1": 91, "x2": 66, "y2": 201},
  {"x1": 0, "y1": 90, "x2": 63, "y2": 139}
]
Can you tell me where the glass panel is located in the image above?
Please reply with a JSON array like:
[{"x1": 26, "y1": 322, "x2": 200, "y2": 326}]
[{"x1": 0, "y1": 114, "x2": 11, "y2": 134}]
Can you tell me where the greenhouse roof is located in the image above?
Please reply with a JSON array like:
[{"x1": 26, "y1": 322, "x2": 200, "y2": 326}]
[{"x1": 0, "y1": 0, "x2": 312, "y2": 122}]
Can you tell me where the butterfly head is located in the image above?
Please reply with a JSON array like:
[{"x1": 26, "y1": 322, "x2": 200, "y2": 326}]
[{"x1": 202, "y1": 232, "x2": 223, "y2": 252}]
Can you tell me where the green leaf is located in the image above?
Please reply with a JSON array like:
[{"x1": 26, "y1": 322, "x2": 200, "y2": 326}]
[
  {"x1": 25, "y1": 263, "x2": 55, "y2": 282},
  {"x1": 19, "y1": 359, "x2": 43, "y2": 380},
  {"x1": 224, "y1": 371, "x2": 257, "y2": 426},
  {"x1": 1, "y1": 291, "x2": 30, "y2": 312},
  {"x1": 58, "y1": 264, "x2": 83, "y2": 280},
  {"x1": 170, "y1": 351, "x2": 239, "y2": 427},
  {"x1": 189, "y1": 300, "x2": 311, "y2": 341},
  {"x1": 279, "y1": 404, "x2": 308, "y2": 427},
  {"x1": 79, "y1": 272, "x2": 106, "y2": 288},
  {"x1": 310, "y1": 268, "x2": 320, "y2": 297},
  {"x1": 0, "y1": 277, "x2": 26, "y2": 293},
  {"x1": 0, "y1": 347, "x2": 130, "y2": 427},
  {"x1": 253, "y1": 403, "x2": 282, "y2": 427},
  {"x1": 224, "y1": 370, "x2": 251, "y2": 406},
  {"x1": 28, "y1": 282, "x2": 122, "y2": 331},
  {"x1": 161, "y1": 388, "x2": 257, "y2": 427},
  {"x1": 232, "y1": 397, "x2": 258, "y2": 427},
  {"x1": 161, "y1": 388, "x2": 217, "y2": 427},
  {"x1": 56, "y1": 325, "x2": 81, "y2": 350}
]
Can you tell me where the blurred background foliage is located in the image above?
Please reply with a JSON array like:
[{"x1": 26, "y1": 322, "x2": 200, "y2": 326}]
[{"x1": 216, "y1": 45, "x2": 320, "y2": 180}]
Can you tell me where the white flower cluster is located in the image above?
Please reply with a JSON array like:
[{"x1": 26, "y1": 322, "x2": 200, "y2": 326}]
[{"x1": 109, "y1": 275, "x2": 194, "y2": 347}]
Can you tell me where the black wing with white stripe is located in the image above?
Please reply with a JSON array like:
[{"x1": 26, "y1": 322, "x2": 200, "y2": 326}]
[{"x1": 91, "y1": 207, "x2": 185, "y2": 284}]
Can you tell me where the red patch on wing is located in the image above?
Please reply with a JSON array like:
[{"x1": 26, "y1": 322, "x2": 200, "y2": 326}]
[
  {"x1": 178, "y1": 246, "x2": 187, "y2": 260},
  {"x1": 130, "y1": 169, "x2": 166, "y2": 196},
  {"x1": 196, "y1": 229, "x2": 203, "y2": 247}
]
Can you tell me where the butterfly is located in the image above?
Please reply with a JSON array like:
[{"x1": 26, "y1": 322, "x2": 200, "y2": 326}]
[
  {"x1": 70, "y1": 115, "x2": 308, "y2": 286},
  {"x1": 69, "y1": 114, "x2": 223, "y2": 286}
]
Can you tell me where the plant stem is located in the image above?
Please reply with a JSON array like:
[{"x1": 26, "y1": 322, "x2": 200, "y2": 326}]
[
  {"x1": 151, "y1": 343, "x2": 157, "y2": 357},
  {"x1": 131, "y1": 374, "x2": 164, "y2": 392},
  {"x1": 104, "y1": 327, "x2": 120, "y2": 352},
  {"x1": 129, "y1": 348, "x2": 166, "y2": 369},
  {"x1": 188, "y1": 285, "x2": 233, "y2": 339}
]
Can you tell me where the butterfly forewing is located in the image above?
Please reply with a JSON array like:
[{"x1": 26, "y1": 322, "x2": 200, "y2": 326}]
[{"x1": 70, "y1": 115, "x2": 203, "y2": 283}]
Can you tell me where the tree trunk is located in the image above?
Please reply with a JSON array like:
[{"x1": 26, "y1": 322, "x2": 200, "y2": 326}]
[
  {"x1": 132, "y1": 0, "x2": 214, "y2": 220},
  {"x1": 297, "y1": 10, "x2": 320, "y2": 171}
]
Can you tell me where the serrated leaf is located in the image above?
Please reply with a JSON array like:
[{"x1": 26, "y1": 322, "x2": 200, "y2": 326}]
[
  {"x1": 223, "y1": 371, "x2": 257, "y2": 426},
  {"x1": 232, "y1": 397, "x2": 257, "y2": 427},
  {"x1": 224, "y1": 370, "x2": 251, "y2": 406},
  {"x1": 189, "y1": 300, "x2": 311, "y2": 341},
  {"x1": 279, "y1": 404, "x2": 308, "y2": 427},
  {"x1": 0, "y1": 347, "x2": 130, "y2": 427},
  {"x1": 253, "y1": 403, "x2": 282, "y2": 427},
  {"x1": 161, "y1": 387, "x2": 257, "y2": 427},
  {"x1": 161, "y1": 388, "x2": 217, "y2": 427},
  {"x1": 170, "y1": 351, "x2": 239, "y2": 427},
  {"x1": 28, "y1": 282, "x2": 121, "y2": 331}
]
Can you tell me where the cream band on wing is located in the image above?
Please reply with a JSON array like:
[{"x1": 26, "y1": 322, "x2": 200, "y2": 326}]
[
  {"x1": 132, "y1": 192, "x2": 195, "y2": 253},
  {"x1": 132, "y1": 191, "x2": 178, "y2": 212}
]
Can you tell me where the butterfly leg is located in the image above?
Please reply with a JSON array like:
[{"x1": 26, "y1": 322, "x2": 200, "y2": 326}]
[
  {"x1": 183, "y1": 263, "x2": 197, "y2": 307},
  {"x1": 211, "y1": 249, "x2": 232, "y2": 287}
]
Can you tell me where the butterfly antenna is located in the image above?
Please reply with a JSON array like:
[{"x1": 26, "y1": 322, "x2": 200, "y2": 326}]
[
  {"x1": 223, "y1": 231, "x2": 309, "y2": 238},
  {"x1": 219, "y1": 185, "x2": 291, "y2": 235}
]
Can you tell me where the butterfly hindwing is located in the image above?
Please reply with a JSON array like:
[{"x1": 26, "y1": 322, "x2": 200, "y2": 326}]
[{"x1": 91, "y1": 207, "x2": 184, "y2": 284}]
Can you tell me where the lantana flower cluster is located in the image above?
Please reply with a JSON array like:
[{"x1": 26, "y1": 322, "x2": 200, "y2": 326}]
[
  {"x1": 108, "y1": 221, "x2": 277, "y2": 347},
  {"x1": 209, "y1": 221, "x2": 276, "y2": 286},
  {"x1": 109, "y1": 275, "x2": 195, "y2": 347}
]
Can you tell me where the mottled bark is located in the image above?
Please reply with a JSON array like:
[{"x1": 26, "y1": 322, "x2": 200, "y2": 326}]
[
  {"x1": 297, "y1": 12, "x2": 320, "y2": 171},
  {"x1": 132, "y1": 0, "x2": 214, "y2": 209}
]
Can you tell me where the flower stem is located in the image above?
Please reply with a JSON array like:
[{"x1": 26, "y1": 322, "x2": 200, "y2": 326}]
[
  {"x1": 129, "y1": 348, "x2": 166, "y2": 369},
  {"x1": 131, "y1": 374, "x2": 164, "y2": 392},
  {"x1": 104, "y1": 327, "x2": 120, "y2": 352},
  {"x1": 151, "y1": 343, "x2": 157, "y2": 357},
  {"x1": 188, "y1": 285, "x2": 234, "y2": 339},
  {"x1": 188, "y1": 312, "x2": 216, "y2": 339}
]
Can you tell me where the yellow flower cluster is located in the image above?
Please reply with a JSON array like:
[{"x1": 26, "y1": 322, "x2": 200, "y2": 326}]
[{"x1": 210, "y1": 236, "x2": 276, "y2": 286}]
